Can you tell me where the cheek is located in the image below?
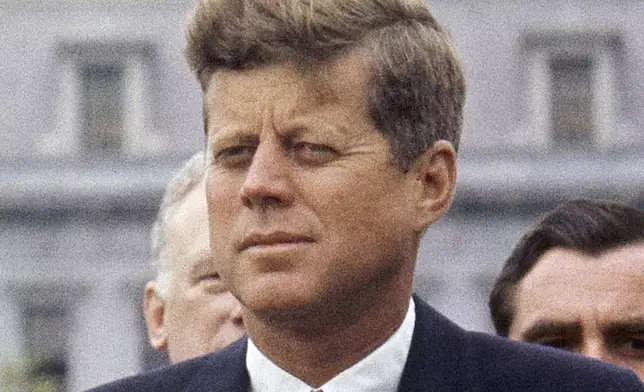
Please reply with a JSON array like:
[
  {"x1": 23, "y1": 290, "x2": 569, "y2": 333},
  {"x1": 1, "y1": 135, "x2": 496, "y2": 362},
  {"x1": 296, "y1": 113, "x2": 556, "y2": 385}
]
[
  {"x1": 315, "y1": 183, "x2": 412, "y2": 269},
  {"x1": 181, "y1": 297, "x2": 229, "y2": 327},
  {"x1": 198, "y1": 306, "x2": 228, "y2": 326},
  {"x1": 206, "y1": 166, "x2": 244, "y2": 210},
  {"x1": 207, "y1": 180, "x2": 235, "y2": 217},
  {"x1": 195, "y1": 302, "x2": 237, "y2": 335},
  {"x1": 318, "y1": 177, "x2": 408, "y2": 234},
  {"x1": 206, "y1": 183, "x2": 239, "y2": 251},
  {"x1": 164, "y1": 301, "x2": 194, "y2": 334}
]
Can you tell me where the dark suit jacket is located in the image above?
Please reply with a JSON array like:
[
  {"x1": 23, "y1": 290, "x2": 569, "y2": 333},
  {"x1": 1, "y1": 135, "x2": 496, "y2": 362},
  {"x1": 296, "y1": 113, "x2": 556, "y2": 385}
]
[{"x1": 89, "y1": 297, "x2": 643, "y2": 391}]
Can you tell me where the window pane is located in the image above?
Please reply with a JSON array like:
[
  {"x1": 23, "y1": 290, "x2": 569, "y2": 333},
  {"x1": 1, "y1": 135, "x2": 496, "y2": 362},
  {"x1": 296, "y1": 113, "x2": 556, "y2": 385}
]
[
  {"x1": 81, "y1": 63, "x2": 124, "y2": 154},
  {"x1": 550, "y1": 57, "x2": 594, "y2": 146}
]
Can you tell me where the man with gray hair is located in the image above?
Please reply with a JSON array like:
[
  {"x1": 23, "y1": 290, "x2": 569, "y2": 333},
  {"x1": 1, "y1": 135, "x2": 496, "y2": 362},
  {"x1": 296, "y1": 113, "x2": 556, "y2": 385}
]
[{"x1": 143, "y1": 152, "x2": 245, "y2": 364}]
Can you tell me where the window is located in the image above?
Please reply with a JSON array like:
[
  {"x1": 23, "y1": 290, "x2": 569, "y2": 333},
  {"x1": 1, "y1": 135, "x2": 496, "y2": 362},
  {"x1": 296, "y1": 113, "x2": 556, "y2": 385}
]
[
  {"x1": 41, "y1": 41, "x2": 161, "y2": 157},
  {"x1": 549, "y1": 56, "x2": 594, "y2": 147},
  {"x1": 81, "y1": 63, "x2": 125, "y2": 154},
  {"x1": 521, "y1": 31, "x2": 622, "y2": 150}
]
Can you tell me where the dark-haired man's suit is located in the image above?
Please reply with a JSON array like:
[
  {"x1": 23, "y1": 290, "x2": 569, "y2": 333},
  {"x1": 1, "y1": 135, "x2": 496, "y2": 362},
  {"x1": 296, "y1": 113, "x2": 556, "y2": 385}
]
[{"x1": 88, "y1": 297, "x2": 643, "y2": 391}]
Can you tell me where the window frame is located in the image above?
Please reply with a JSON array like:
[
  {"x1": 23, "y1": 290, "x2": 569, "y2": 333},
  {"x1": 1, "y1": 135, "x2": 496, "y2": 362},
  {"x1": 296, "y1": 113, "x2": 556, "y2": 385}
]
[
  {"x1": 520, "y1": 31, "x2": 622, "y2": 150},
  {"x1": 41, "y1": 41, "x2": 161, "y2": 157}
]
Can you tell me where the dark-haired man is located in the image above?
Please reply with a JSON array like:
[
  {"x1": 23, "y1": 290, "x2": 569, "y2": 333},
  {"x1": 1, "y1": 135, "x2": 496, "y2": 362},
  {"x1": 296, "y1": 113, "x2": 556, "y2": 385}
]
[{"x1": 490, "y1": 199, "x2": 644, "y2": 381}]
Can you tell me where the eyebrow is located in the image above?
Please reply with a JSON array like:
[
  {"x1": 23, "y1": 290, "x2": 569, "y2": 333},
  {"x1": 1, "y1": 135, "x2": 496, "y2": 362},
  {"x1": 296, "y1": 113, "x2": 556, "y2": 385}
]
[
  {"x1": 519, "y1": 321, "x2": 582, "y2": 342},
  {"x1": 603, "y1": 319, "x2": 644, "y2": 336},
  {"x1": 208, "y1": 132, "x2": 259, "y2": 153},
  {"x1": 209, "y1": 122, "x2": 348, "y2": 149}
]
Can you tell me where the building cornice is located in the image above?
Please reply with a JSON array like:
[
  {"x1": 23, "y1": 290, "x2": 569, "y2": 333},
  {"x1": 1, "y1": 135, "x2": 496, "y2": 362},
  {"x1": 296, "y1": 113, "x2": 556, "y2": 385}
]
[
  {"x1": 2, "y1": 152, "x2": 643, "y2": 214},
  {"x1": 455, "y1": 151, "x2": 644, "y2": 210}
]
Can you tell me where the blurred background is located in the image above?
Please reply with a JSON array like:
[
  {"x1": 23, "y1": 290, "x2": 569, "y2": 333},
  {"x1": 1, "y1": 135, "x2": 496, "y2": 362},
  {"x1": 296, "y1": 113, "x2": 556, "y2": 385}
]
[{"x1": 1, "y1": 0, "x2": 643, "y2": 390}]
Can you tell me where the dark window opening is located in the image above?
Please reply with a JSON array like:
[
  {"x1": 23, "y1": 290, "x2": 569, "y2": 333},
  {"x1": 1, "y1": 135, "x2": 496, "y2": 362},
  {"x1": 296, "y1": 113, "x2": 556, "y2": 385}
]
[
  {"x1": 550, "y1": 56, "x2": 594, "y2": 147},
  {"x1": 80, "y1": 63, "x2": 125, "y2": 155}
]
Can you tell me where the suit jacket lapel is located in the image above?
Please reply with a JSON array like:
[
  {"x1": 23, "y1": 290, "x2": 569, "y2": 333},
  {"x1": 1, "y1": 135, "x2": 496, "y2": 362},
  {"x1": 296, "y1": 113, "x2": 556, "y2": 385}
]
[
  {"x1": 398, "y1": 296, "x2": 472, "y2": 392},
  {"x1": 185, "y1": 337, "x2": 250, "y2": 392},
  {"x1": 183, "y1": 298, "x2": 472, "y2": 392}
]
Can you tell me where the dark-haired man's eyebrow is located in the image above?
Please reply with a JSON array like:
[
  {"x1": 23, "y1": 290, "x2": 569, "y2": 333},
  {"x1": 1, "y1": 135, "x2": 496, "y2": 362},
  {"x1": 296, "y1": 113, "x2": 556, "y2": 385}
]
[
  {"x1": 603, "y1": 319, "x2": 644, "y2": 337},
  {"x1": 520, "y1": 321, "x2": 581, "y2": 343}
]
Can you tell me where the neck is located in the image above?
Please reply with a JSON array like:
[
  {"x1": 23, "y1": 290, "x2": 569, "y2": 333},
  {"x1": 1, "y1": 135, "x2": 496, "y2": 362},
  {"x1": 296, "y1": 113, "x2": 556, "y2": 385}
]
[{"x1": 246, "y1": 280, "x2": 413, "y2": 387}]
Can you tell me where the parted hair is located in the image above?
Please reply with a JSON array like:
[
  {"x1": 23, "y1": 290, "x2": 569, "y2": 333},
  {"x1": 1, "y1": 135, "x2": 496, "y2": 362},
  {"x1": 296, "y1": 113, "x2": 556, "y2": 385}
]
[
  {"x1": 489, "y1": 199, "x2": 644, "y2": 337},
  {"x1": 150, "y1": 152, "x2": 206, "y2": 298},
  {"x1": 185, "y1": 0, "x2": 465, "y2": 171}
]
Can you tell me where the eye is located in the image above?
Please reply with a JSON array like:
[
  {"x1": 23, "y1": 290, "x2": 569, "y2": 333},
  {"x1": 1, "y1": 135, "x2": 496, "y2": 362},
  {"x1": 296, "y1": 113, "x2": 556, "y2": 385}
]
[
  {"x1": 199, "y1": 272, "x2": 220, "y2": 281},
  {"x1": 214, "y1": 145, "x2": 255, "y2": 168},
  {"x1": 535, "y1": 337, "x2": 576, "y2": 352},
  {"x1": 291, "y1": 142, "x2": 338, "y2": 165},
  {"x1": 614, "y1": 336, "x2": 644, "y2": 358},
  {"x1": 198, "y1": 273, "x2": 226, "y2": 293}
]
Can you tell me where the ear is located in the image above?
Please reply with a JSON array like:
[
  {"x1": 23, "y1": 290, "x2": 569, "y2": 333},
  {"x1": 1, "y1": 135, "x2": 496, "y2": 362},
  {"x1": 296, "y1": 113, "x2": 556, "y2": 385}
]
[
  {"x1": 408, "y1": 140, "x2": 457, "y2": 232},
  {"x1": 143, "y1": 282, "x2": 169, "y2": 352}
]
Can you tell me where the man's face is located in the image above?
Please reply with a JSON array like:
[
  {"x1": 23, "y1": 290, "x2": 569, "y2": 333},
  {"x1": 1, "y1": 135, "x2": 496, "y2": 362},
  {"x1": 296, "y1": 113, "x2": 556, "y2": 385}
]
[
  {"x1": 144, "y1": 182, "x2": 245, "y2": 363},
  {"x1": 203, "y1": 53, "x2": 437, "y2": 323},
  {"x1": 509, "y1": 242, "x2": 644, "y2": 380}
]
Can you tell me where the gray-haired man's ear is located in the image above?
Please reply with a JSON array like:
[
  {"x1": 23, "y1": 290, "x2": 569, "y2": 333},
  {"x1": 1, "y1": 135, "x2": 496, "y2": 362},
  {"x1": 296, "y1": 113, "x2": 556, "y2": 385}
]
[{"x1": 143, "y1": 281, "x2": 169, "y2": 352}]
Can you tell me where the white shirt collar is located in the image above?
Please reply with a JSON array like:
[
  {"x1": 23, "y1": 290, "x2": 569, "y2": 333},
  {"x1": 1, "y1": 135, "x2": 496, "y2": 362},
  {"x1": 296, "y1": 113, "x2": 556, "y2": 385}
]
[{"x1": 246, "y1": 297, "x2": 416, "y2": 392}]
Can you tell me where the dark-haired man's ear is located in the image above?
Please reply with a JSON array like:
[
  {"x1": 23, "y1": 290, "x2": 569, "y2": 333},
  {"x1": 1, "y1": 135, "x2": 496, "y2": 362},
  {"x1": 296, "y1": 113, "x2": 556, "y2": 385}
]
[
  {"x1": 143, "y1": 282, "x2": 169, "y2": 352},
  {"x1": 408, "y1": 140, "x2": 457, "y2": 232}
]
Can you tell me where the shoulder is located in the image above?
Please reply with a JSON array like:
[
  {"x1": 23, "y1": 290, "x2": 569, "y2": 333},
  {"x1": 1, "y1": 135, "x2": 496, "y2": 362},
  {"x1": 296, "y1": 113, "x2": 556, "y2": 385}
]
[
  {"x1": 85, "y1": 355, "x2": 210, "y2": 392},
  {"x1": 410, "y1": 297, "x2": 642, "y2": 391},
  {"x1": 86, "y1": 337, "x2": 249, "y2": 392},
  {"x1": 465, "y1": 331, "x2": 643, "y2": 391}
]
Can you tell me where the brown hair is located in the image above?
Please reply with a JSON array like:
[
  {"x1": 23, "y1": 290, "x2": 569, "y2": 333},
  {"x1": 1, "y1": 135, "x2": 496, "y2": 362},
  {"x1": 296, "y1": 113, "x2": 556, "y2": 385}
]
[{"x1": 185, "y1": 0, "x2": 465, "y2": 170}]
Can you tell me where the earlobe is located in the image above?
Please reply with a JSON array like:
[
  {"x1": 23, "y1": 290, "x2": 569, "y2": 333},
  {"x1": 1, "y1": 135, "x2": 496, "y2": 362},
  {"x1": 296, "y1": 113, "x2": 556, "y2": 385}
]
[
  {"x1": 410, "y1": 140, "x2": 457, "y2": 231},
  {"x1": 143, "y1": 282, "x2": 169, "y2": 352}
]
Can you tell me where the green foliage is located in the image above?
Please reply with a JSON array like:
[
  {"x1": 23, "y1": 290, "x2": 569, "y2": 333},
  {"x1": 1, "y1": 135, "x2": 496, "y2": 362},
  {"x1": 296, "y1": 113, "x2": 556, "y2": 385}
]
[{"x1": 0, "y1": 356, "x2": 61, "y2": 392}]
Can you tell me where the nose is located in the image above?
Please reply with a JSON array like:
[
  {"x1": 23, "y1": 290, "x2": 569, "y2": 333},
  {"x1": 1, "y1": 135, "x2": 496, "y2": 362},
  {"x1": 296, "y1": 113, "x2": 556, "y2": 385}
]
[
  {"x1": 240, "y1": 139, "x2": 295, "y2": 208},
  {"x1": 581, "y1": 341, "x2": 609, "y2": 362},
  {"x1": 230, "y1": 301, "x2": 244, "y2": 328}
]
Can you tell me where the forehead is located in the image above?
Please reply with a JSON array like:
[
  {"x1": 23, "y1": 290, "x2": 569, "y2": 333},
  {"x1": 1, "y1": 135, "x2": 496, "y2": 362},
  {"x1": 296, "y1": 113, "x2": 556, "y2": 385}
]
[
  {"x1": 527, "y1": 243, "x2": 644, "y2": 287},
  {"x1": 513, "y1": 244, "x2": 644, "y2": 324},
  {"x1": 202, "y1": 52, "x2": 371, "y2": 131},
  {"x1": 163, "y1": 183, "x2": 210, "y2": 268}
]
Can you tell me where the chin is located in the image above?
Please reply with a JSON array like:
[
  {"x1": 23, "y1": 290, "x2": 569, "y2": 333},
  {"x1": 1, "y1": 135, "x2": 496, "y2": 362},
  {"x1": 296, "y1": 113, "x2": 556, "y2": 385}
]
[{"x1": 237, "y1": 274, "x2": 322, "y2": 318}]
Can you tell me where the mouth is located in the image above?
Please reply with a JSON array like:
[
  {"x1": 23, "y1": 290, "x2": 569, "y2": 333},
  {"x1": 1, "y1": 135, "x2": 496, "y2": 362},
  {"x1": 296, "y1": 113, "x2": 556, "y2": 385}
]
[{"x1": 237, "y1": 232, "x2": 315, "y2": 251}]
